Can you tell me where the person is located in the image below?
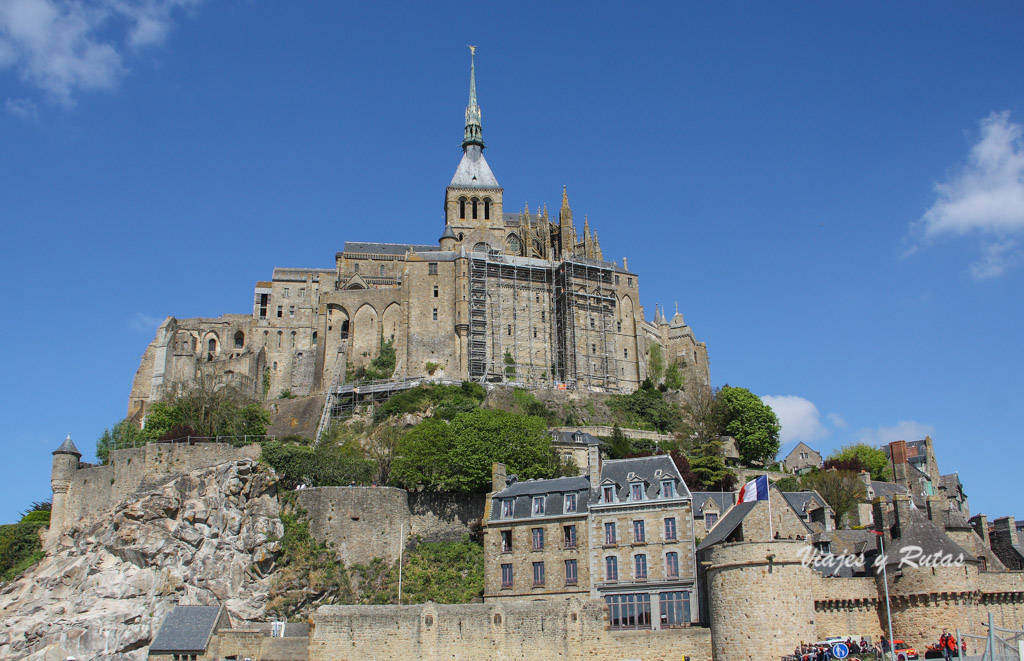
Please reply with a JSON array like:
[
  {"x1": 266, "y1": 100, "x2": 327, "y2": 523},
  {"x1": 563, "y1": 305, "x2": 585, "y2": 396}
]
[
  {"x1": 881, "y1": 635, "x2": 891, "y2": 656},
  {"x1": 940, "y1": 630, "x2": 951, "y2": 660},
  {"x1": 944, "y1": 630, "x2": 958, "y2": 660}
]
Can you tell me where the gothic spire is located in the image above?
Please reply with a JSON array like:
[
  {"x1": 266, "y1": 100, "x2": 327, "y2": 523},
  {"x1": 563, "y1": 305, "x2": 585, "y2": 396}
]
[
  {"x1": 463, "y1": 45, "x2": 484, "y2": 150},
  {"x1": 559, "y1": 185, "x2": 573, "y2": 226}
]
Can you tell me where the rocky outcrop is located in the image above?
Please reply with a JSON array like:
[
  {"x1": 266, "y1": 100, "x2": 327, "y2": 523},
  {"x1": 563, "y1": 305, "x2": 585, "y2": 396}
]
[{"x1": 0, "y1": 459, "x2": 282, "y2": 660}]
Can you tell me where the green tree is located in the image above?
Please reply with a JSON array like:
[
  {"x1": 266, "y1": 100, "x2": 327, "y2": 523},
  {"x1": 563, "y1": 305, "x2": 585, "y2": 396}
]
[
  {"x1": 678, "y1": 387, "x2": 727, "y2": 450},
  {"x1": 393, "y1": 409, "x2": 555, "y2": 492},
  {"x1": 606, "y1": 424, "x2": 633, "y2": 459},
  {"x1": 96, "y1": 419, "x2": 154, "y2": 464},
  {"x1": 718, "y1": 386, "x2": 781, "y2": 465},
  {"x1": 663, "y1": 361, "x2": 684, "y2": 390},
  {"x1": 827, "y1": 443, "x2": 891, "y2": 480},
  {"x1": 800, "y1": 469, "x2": 867, "y2": 528},
  {"x1": 648, "y1": 343, "x2": 665, "y2": 384},
  {"x1": 144, "y1": 378, "x2": 270, "y2": 441},
  {"x1": 688, "y1": 438, "x2": 736, "y2": 490},
  {"x1": 607, "y1": 381, "x2": 680, "y2": 433}
]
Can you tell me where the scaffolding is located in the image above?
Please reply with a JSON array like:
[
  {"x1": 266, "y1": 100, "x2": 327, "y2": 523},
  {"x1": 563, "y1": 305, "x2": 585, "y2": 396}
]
[{"x1": 553, "y1": 259, "x2": 619, "y2": 391}]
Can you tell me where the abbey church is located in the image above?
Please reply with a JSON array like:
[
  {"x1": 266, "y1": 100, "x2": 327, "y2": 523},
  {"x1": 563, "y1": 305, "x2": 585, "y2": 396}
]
[{"x1": 128, "y1": 51, "x2": 709, "y2": 420}]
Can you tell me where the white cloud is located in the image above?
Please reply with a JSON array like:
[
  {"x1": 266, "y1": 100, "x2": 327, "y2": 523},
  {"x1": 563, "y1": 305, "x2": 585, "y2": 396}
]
[
  {"x1": 5, "y1": 96, "x2": 38, "y2": 120},
  {"x1": 130, "y1": 312, "x2": 163, "y2": 333},
  {"x1": 853, "y1": 420, "x2": 935, "y2": 447},
  {"x1": 826, "y1": 412, "x2": 847, "y2": 429},
  {"x1": 913, "y1": 111, "x2": 1024, "y2": 278},
  {"x1": 0, "y1": 0, "x2": 200, "y2": 105},
  {"x1": 760, "y1": 395, "x2": 829, "y2": 445}
]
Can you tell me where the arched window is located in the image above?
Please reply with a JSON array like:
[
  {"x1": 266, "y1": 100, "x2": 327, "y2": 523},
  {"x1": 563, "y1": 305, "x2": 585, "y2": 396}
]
[
  {"x1": 459, "y1": 197, "x2": 466, "y2": 219},
  {"x1": 340, "y1": 320, "x2": 349, "y2": 339},
  {"x1": 273, "y1": 361, "x2": 278, "y2": 371},
  {"x1": 379, "y1": 263, "x2": 385, "y2": 276},
  {"x1": 277, "y1": 331, "x2": 282, "y2": 348},
  {"x1": 290, "y1": 331, "x2": 296, "y2": 348},
  {"x1": 473, "y1": 242, "x2": 489, "y2": 253},
  {"x1": 208, "y1": 338, "x2": 217, "y2": 353},
  {"x1": 312, "y1": 331, "x2": 318, "y2": 345},
  {"x1": 484, "y1": 198, "x2": 491, "y2": 220},
  {"x1": 472, "y1": 198, "x2": 479, "y2": 219},
  {"x1": 234, "y1": 330, "x2": 244, "y2": 349}
]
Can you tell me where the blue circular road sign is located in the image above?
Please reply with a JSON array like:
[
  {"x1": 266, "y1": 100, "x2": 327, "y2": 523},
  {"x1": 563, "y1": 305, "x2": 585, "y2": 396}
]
[{"x1": 832, "y1": 643, "x2": 850, "y2": 659}]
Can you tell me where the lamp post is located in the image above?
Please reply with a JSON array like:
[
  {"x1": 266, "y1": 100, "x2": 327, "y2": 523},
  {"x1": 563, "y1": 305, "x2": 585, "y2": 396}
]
[{"x1": 872, "y1": 529, "x2": 896, "y2": 661}]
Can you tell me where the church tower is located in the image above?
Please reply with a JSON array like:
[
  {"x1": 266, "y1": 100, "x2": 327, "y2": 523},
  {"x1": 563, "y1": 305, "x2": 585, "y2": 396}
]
[{"x1": 444, "y1": 47, "x2": 504, "y2": 251}]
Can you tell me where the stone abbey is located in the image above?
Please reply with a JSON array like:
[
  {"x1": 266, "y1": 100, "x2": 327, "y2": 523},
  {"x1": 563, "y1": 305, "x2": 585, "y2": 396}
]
[{"x1": 127, "y1": 51, "x2": 709, "y2": 420}]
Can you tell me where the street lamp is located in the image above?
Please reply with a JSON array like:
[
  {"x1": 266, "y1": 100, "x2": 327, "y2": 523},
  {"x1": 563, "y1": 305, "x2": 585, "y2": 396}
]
[{"x1": 871, "y1": 529, "x2": 896, "y2": 661}]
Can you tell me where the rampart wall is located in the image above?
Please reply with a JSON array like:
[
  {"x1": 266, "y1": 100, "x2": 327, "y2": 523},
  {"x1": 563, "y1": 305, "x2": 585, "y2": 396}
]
[
  {"x1": 56, "y1": 442, "x2": 261, "y2": 539},
  {"x1": 550, "y1": 425, "x2": 675, "y2": 442},
  {"x1": 310, "y1": 599, "x2": 712, "y2": 661},
  {"x1": 293, "y1": 487, "x2": 483, "y2": 565}
]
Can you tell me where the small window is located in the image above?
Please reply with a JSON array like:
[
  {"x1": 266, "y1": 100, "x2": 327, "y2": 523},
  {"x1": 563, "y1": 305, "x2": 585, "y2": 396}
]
[
  {"x1": 353, "y1": 263, "x2": 359, "y2": 273},
  {"x1": 604, "y1": 521, "x2": 616, "y2": 545},
  {"x1": 289, "y1": 305, "x2": 295, "y2": 318},
  {"x1": 532, "y1": 561, "x2": 544, "y2": 586},
  {"x1": 312, "y1": 331, "x2": 318, "y2": 345},
  {"x1": 432, "y1": 308, "x2": 438, "y2": 321},
  {"x1": 234, "y1": 330, "x2": 244, "y2": 349},
  {"x1": 277, "y1": 332, "x2": 282, "y2": 349},
  {"x1": 661, "y1": 480, "x2": 675, "y2": 498},
  {"x1": 664, "y1": 517, "x2": 677, "y2": 541},
  {"x1": 633, "y1": 520, "x2": 646, "y2": 544},
  {"x1": 501, "y1": 530, "x2": 512, "y2": 553},
  {"x1": 564, "y1": 524, "x2": 577, "y2": 549},
  {"x1": 532, "y1": 496, "x2": 545, "y2": 516},
  {"x1": 484, "y1": 198, "x2": 491, "y2": 220},
  {"x1": 290, "y1": 331, "x2": 296, "y2": 348},
  {"x1": 299, "y1": 287, "x2": 305, "y2": 299},
  {"x1": 624, "y1": 349, "x2": 628, "y2": 359},
  {"x1": 532, "y1": 527, "x2": 544, "y2": 551},
  {"x1": 501, "y1": 499, "x2": 514, "y2": 519},
  {"x1": 605, "y1": 555, "x2": 618, "y2": 581},
  {"x1": 433, "y1": 285, "x2": 439, "y2": 298},
  {"x1": 631, "y1": 483, "x2": 644, "y2": 501},
  {"x1": 635, "y1": 554, "x2": 648, "y2": 579},
  {"x1": 565, "y1": 559, "x2": 578, "y2": 585},
  {"x1": 380, "y1": 264, "x2": 386, "y2": 276},
  {"x1": 459, "y1": 198, "x2": 466, "y2": 220},
  {"x1": 428, "y1": 262, "x2": 438, "y2": 275},
  {"x1": 617, "y1": 321, "x2": 622, "y2": 332},
  {"x1": 666, "y1": 552, "x2": 679, "y2": 578},
  {"x1": 564, "y1": 493, "x2": 577, "y2": 513},
  {"x1": 536, "y1": 293, "x2": 540, "y2": 303},
  {"x1": 508, "y1": 324, "x2": 512, "y2": 336},
  {"x1": 501, "y1": 563, "x2": 513, "y2": 588},
  {"x1": 628, "y1": 277, "x2": 633, "y2": 287},
  {"x1": 283, "y1": 287, "x2": 289, "y2": 298},
  {"x1": 533, "y1": 328, "x2": 538, "y2": 339},
  {"x1": 591, "y1": 343, "x2": 596, "y2": 354},
  {"x1": 615, "y1": 274, "x2": 620, "y2": 285},
  {"x1": 277, "y1": 305, "x2": 283, "y2": 318},
  {"x1": 602, "y1": 486, "x2": 615, "y2": 504},
  {"x1": 590, "y1": 317, "x2": 595, "y2": 329},
  {"x1": 704, "y1": 512, "x2": 718, "y2": 528},
  {"x1": 541, "y1": 310, "x2": 545, "y2": 321},
  {"x1": 472, "y1": 198, "x2": 479, "y2": 220}
]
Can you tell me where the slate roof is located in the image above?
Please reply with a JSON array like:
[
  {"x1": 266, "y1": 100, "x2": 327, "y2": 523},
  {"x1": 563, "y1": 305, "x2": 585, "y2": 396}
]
[
  {"x1": 692, "y1": 492, "x2": 734, "y2": 514},
  {"x1": 439, "y1": 224, "x2": 458, "y2": 241},
  {"x1": 871, "y1": 481, "x2": 925, "y2": 508},
  {"x1": 697, "y1": 502, "x2": 756, "y2": 550},
  {"x1": 597, "y1": 455, "x2": 691, "y2": 503},
  {"x1": 551, "y1": 429, "x2": 604, "y2": 446},
  {"x1": 53, "y1": 434, "x2": 81, "y2": 456},
  {"x1": 149, "y1": 605, "x2": 224, "y2": 653},
  {"x1": 784, "y1": 491, "x2": 827, "y2": 516},
  {"x1": 342, "y1": 242, "x2": 442, "y2": 255},
  {"x1": 450, "y1": 144, "x2": 500, "y2": 188},
  {"x1": 878, "y1": 508, "x2": 979, "y2": 568},
  {"x1": 490, "y1": 476, "x2": 591, "y2": 521}
]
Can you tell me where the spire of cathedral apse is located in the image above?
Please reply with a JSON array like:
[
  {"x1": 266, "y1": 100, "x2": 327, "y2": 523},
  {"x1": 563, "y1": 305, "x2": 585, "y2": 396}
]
[{"x1": 463, "y1": 45, "x2": 484, "y2": 150}]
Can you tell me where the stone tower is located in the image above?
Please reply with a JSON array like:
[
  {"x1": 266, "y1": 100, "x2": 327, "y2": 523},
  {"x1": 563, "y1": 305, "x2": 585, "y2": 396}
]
[
  {"x1": 444, "y1": 46, "x2": 504, "y2": 250},
  {"x1": 48, "y1": 434, "x2": 80, "y2": 547}
]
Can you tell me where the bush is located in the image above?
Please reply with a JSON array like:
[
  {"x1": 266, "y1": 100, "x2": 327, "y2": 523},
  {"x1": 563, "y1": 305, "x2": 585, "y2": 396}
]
[
  {"x1": 511, "y1": 388, "x2": 557, "y2": 424},
  {"x1": 373, "y1": 382, "x2": 486, "y2": 424},
  {"x1": 260, "y1": 438, "x2": 376, "y2": 489},
  {"x1": 607, "y1": 382, "x2": 681, "y2": 433}
]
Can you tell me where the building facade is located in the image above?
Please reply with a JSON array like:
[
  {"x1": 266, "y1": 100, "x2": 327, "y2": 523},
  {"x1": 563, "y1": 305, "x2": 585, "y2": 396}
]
[
  {"x1": 484, "y1": 452, "x2": 698, "y2": 630},
  {"x1": 127, "y1": 51, "x2": 710, "y2": 421}
]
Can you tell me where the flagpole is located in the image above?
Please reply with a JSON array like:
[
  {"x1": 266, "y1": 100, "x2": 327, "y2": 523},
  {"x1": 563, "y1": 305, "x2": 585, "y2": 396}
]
[{"x1": 766, "y1": 475, "x2": 774, "y2": 540}]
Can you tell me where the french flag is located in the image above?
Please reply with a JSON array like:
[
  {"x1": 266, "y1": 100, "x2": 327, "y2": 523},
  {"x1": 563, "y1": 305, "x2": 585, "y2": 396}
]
[{"x1": 737, "y1": 475, "x2": 770, "y2": 503}]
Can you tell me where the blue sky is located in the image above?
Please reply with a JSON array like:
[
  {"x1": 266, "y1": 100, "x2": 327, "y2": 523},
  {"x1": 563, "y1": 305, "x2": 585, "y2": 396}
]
[{"x1": 2, "y1": 2, "x2": 1023, "y2": 525}]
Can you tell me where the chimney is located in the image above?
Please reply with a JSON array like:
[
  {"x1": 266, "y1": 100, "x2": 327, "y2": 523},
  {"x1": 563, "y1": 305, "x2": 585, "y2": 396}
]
[
  {"x1": 970, "y1": 514, "x2": 991, "y2": 547},
  {"x1": 587, "y1": 444, "x2": 602, "y2": 492},
  {"x1": 821, "y1": 505, "x2": 835, "y2": 532},
  {"x1": 925, "y1": 495, "x2": 944, "y2": 527},
  {"x1": 859, "y1": 471, "x2": 874, "y2": 500},
  {"x1": 871, "y1": 497, "x2": 891, "y2": 543},
  {"x1": 889, "y1": 440, "x2": 909, "y2": 488},
  {"x1": 892, "y1": 494, "x2": 913, "y2": 539},
  {"x1": 992, "y1": 516, "x2": 1018, "y2": 544},
  {"x1": 491, "y1": 462, "x2": 508, "y2": 493}
]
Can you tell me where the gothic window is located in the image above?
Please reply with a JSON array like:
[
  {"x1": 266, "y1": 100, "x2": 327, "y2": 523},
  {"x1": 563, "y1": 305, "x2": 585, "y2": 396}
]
[
  {"x1": 506, "y1": 233, "x2": 521, "y2": 254},
  {"x1": 484, "y1": 197, "x2": 491, "y2": 219},
  {"x1": 459, "y1": 198, "x2": 466, "y2": 219},
  {"x1": 474, "y1": 242, "x2": 489, "y2": 253},
  {"x1": 472, "y1": 198, "x2": 479, "y2": 219},
  {"x1": 208, "y1": 338, "x2": 217, "y2": 353},
  {"x1": 233, "y1": 331, "x2": 244, "y2": 349}
]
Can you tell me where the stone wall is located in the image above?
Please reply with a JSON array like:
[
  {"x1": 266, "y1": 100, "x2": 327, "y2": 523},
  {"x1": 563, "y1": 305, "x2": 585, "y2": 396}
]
[
  {"x1": 293, "y1": 487, "x2": 484, "y2": 565},
  {"x1": 309, "y1": 599, "x2": 712, "y2": 661},
  {"x1": 811, "y1": 577, "x2": 883, "y2": 641},
  {"x1": 550, "y1": 425, "x2": 675, "y2": 442},
  {"x1": 55, "y1": 442, "x2": 261, "y2": 540}
]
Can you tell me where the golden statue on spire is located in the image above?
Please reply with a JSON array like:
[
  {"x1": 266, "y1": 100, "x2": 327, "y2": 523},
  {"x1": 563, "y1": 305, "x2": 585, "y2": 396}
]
[{"x1": 468, "y1": 45, "x2": 477, "y2": 55}]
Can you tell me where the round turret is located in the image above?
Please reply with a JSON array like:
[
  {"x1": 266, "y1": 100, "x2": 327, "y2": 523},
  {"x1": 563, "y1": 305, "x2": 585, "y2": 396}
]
[
  {"x1": 439, "y1": 223, "x2": 458, "y2": 251},
  {"x1": 48, "y1": 434, "x2": 81, "y2": 548}
]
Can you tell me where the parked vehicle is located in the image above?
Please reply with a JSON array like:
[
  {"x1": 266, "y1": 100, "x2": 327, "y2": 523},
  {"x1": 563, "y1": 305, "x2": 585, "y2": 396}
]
[{"x1": 893, "y1": 640, "x2": 919, "y2": 661}]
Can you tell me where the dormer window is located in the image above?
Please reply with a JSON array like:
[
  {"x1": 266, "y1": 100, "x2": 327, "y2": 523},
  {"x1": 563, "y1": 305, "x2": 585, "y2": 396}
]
[
  {"x1": 603, "y1": 486, "x2": 615, "y2": 504},
  {"x1": 532, "y1": 496, "x2": 545, "y2": 516},
  {"x1": 501, "y1": 499, "x2": 514, "y2": 519},
  {"x1": 574, "y1": 432, "x2": 583, "y2": 443},
  {"x1": 630, "y1": 483, "x2": 644, "y2": 501},
  {"x1": 564, "y1": 493, "x2": 577, "y2": 513},
  {"x1": 661, "y1": 480, "x2": 675, "y2": 499}
]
